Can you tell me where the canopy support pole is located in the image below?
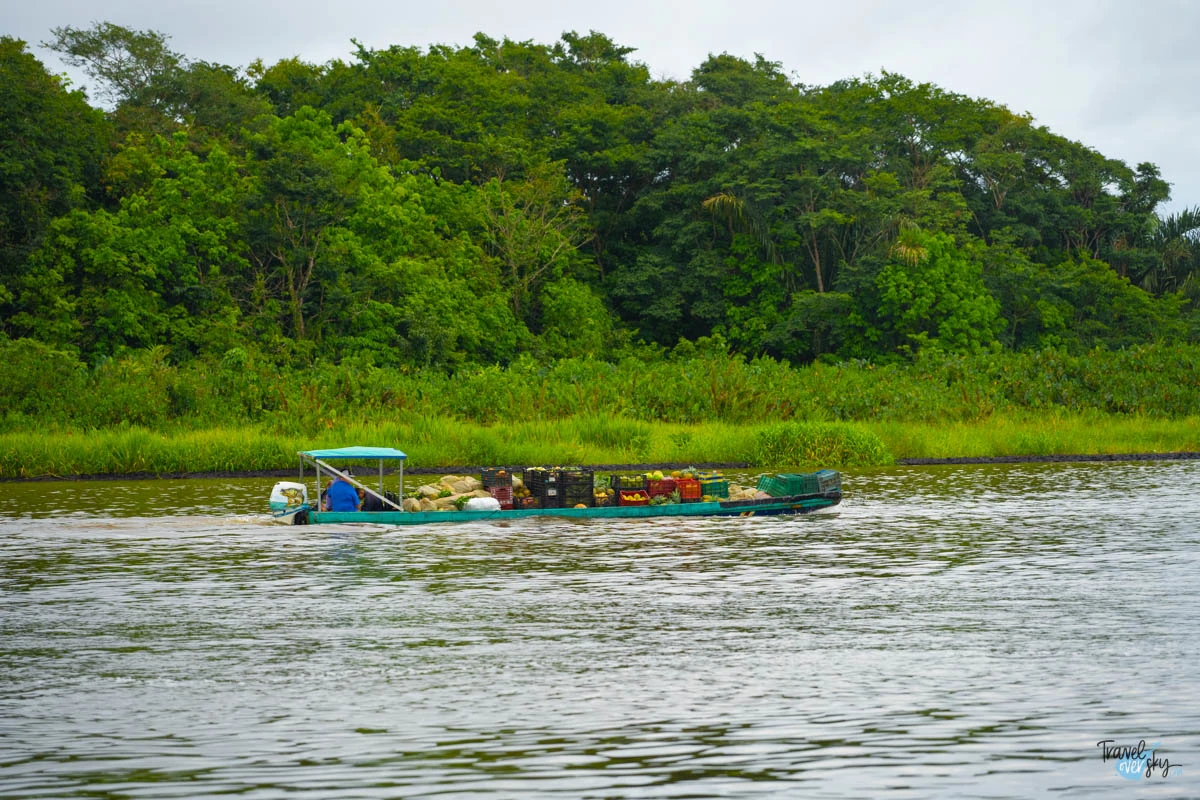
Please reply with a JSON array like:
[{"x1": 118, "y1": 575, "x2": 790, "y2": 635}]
[{"x1": 306, "y1": 456, "x2": 404, "y2": 511}]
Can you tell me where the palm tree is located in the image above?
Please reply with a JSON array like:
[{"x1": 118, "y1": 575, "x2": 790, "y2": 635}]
[
  {"x1": 701, "y1": 192, "x2": 778, "y2": 263},
  {"x1": 1140, "y1": 206, "x2": 1200, "y2": 294}
]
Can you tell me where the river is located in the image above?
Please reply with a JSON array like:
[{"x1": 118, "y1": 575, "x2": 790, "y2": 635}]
[{"x1": 1, "y1": 462, "x2": 1197, "y2": 798}]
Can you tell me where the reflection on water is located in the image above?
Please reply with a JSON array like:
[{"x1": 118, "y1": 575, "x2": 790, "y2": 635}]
[{"x1": 1, "y1": 462, "x2": 1198, "y2": 798}]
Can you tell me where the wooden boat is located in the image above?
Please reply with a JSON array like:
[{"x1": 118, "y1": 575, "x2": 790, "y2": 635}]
[{"x1": 271, "y1": 447, "x2": 841, "y2": 525}]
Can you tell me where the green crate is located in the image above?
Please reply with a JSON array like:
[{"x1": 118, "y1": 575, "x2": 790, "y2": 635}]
[
  {"x1": 757, "y1": 472, "x2": 827, "y2": 497},
  {"x1": 778, "y1": 472, "x2": 821, "y2": 495},
  {"x1": 700, "y1": 478, "x2": 729, "y2": 499},
  {"x1": 756, "y1": 474, "x2": 789, "y2": 497},
  {"x1": 816, "y1": 469, "x2": 841, "y2": 493}
]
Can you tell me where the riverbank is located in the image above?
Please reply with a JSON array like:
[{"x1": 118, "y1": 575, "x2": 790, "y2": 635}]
[
  {"x1": 2, "y1": 413, "x2": 1197, "y2": 480},
  {"x1": 7, "y1": 453, "x2": 1200, "y2": 482}
]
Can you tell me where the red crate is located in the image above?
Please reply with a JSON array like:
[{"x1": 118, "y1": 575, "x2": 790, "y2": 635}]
[
  {"x1": 676, "y1": 478, "x2": 702, "y2": 502},
  {"x1": 619, "y1": 489, "x2": 649, "y2": 506},
  {"x1": 646, "y1": 478, "x2": 677, "y2": 498},
  {"x1": 487, "y1": 485, "x2": 513, "y2": 510}
]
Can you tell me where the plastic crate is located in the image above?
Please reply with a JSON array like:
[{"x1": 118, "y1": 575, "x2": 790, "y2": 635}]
[
  {"x1": 777, "y1": 472, "x2": 821, "y2": 495},
  {"x1": 676, "y1": 478, "x2": 702, "y2": 502},
  {"x1": 646, "y1": 477, "x2": 677, "y2": 498},
  {"x1": 560, "y1": 468, "x2": 594, "y2": 489},
  {"x1": 487, "y1": 485, "x2": 513, "y2": 509},
  {"x1": 562, "y1": 484, "x2": 594, "y2": 508},
  {"x1": 610, "y1": 474, "x2": 647, "y2": 491},
  {"x1": 524, "y1": 471, "x2": 562, "y2": 508},
  {"x1": 481, "y1": 467, "x2": 516, "y2": 489},
  {"x1": 524, "y1": 468, "x2": 560, "y2": 496},
  {"x1": 756, "y1": 474, "x2": 789, "y2": 497},
  {"x1": 699, "y1": 478, "x2": 729, "y2": 499},
  {"x1": 816, "y1": 469, "x2": 842, "y2": 493},
  {"x1": 618, "y1": 489, "x2": 650, "y2": 506}
]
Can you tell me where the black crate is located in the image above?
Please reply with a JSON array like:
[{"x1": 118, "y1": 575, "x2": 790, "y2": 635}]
[
  {"x1": 538, "y1": 492, "x2": 563, "y2": 509},
  {"x1": 523, "y1": 468, "x2": 559, "y2": 491},
  {"x1": 524, "y1": 469, "x2": 562, "y2": 507},
  {"x1": 481, "y1": 467, "x2": 516, "y2": 489},
  {"x1": 560, "y1": 468, "x2": 594, "y2": 489},
  {"x1": 610, "y1": 474, "x2": 647, "y2": 491},
  {"x1": 562, "y1": 484, "x2": 594, "y2": 508}
]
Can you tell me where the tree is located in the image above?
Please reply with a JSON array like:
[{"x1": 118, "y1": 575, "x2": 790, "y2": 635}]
[
  {"x1": 245, "y1": 109, "x2": 376, "y2": 340},
  {"x1": 1137, "y1": 206, "x2": 1200, "y2": 294},
  {"x1": 481, "y1": 161, "x2": 592, "y2": 322},
  {"x1": 18, "y1": 134, "x2": 252, "y2": 359},
  {"x1": 45, "y1": 22, "x2": 183, "y2": 108},
  {"x1": 0, "y1": 38, "x2": 109, "y2": 338},
  {"x1": 853, "y1": 230, "x2": 1001, "y2": 355},
  {"x1": 537, "y1": 277, "x2": 613, "y2": 358}
]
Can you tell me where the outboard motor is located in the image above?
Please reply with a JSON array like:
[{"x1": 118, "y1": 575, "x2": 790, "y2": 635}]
[{"x1": 269, "y1": 481, "x2": 308, "y2": 514}]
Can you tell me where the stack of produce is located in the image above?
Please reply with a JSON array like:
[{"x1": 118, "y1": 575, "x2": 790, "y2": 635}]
[
  {"x1": 593, "y1": 475, "x2": 616, "y2": 507},
  {"x1": 524, "y1": 466, "x2": 595, "y2": 508},
  {"x1": 394, "y1": 468, "x2": 769, "y2": 513},
  {"x1": 401, "y1": 475, "x2": 492, "y2": 512},
  {"x1": 512, "y1": 476, "x2": 535, "y2": 507}
]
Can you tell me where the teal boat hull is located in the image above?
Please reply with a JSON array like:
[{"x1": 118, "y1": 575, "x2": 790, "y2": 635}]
[{"x1": 290, "y1": 492, "x2": 840, "y2": 525}]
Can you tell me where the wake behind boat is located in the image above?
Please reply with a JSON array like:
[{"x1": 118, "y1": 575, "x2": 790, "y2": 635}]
[{"x1": 270, "y1": 447, "x2": 841, "y2": 525}]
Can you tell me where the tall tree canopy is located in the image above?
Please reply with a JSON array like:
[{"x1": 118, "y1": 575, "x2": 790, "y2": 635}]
[{"x1": 4, "y1": 25, "x2": 1196, "y2": 368}]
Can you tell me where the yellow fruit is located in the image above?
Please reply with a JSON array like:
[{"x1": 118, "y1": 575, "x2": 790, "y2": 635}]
[{"x1": 574, "y1": 503, "x2": 587, "y2": 509}]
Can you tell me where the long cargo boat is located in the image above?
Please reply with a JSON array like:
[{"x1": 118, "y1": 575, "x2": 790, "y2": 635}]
[{"x1": 270, "y1": 447, "x2": 841, "y2": 525}]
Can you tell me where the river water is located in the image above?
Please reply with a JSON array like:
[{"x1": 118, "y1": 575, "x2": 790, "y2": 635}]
[{"x1": 1, "y1": 462, "x2": 1197, "y2": 798}]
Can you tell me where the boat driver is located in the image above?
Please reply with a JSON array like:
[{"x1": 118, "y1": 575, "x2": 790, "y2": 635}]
[{"x1": 323, "y1": 469, "x2": 361, "y2": 512}]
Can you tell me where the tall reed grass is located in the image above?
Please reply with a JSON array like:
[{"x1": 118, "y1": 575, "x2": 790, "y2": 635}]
[
  {"x1": 3, "y1": 339, "x2": 1198, "y2": 478},
  {"x1": 0, "y1": 417, "x2": 886, "y2": 478},
  {"x1": 4, "y1": 340, "x2": 1199, "y2": 436},
  {"x1": 3, "y1": 413, "x2": 1196, "y2": 480},
  {"x1": 871, "y1": 413, "x2": 1200, "y2": 460}
]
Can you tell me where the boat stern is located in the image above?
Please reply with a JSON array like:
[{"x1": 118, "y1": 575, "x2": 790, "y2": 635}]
[{"x1": 269, "y1": 481, "x2": 309, "y2": 516}]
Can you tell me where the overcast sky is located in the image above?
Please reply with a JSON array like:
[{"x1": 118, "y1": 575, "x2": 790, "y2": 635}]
[{"x1": 8, "y1": 0, "x2": 1197, "y2": 212}]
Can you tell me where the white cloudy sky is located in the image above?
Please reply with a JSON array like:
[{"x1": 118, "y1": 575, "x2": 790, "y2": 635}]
[{"x1": 8, "y1": 0, "x2": 1198, "y2": 212}]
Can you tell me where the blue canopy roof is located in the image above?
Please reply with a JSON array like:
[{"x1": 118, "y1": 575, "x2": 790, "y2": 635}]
[{"x1": 299, "y1": 446, "x2": 407, "y2": 460}]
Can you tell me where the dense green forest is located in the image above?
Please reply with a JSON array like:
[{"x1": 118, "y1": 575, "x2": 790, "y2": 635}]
[{"x1": 4, "y1": 24, "x2": 1198, "y2": 376}]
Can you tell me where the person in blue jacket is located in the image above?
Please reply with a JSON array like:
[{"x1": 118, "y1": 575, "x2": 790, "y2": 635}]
[{"x1": 323, "y1": 470, "x2": 361, "y2": 512}]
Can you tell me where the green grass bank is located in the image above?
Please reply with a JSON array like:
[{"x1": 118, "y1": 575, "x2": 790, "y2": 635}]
[
  {"x1": 4, "y1": 340, "x2": 1198, "y2": 479},
  {"x1": 2, "y1": 414, "x2": 1197, "y2": 480}
]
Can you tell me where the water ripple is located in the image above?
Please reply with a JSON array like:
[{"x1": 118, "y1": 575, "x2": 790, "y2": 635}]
[{"x1": 1, "y1": 462, "x2": 1198, "y2": 797}]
